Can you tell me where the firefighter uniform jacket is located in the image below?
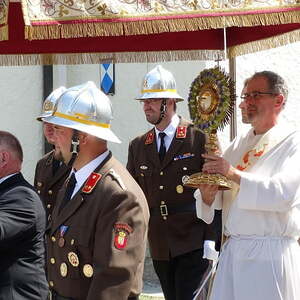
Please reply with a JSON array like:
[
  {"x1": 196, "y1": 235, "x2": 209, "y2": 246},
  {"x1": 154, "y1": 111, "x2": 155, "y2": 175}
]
[
  {"x1": 127, "y1": 117, "x2": 217, "y2": 260},
  {"x1": 46, "y1": 152, "x2": 149, "y2": 300},
  {"x1": 34, "y1": 150, "x2": 70, "y2": 221}
]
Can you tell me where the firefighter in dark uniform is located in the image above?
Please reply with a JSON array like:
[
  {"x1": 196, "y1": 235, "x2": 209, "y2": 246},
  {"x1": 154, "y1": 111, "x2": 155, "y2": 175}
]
[
  {"x1": 127, "y1": 65, "x2": 220, "y2": 300},
  {"x1": 34, "y1": 86, "x2": 70, "y2": 222},
  {"x1": 43, "y1": 81, "x2": 149, "y2": 300}
]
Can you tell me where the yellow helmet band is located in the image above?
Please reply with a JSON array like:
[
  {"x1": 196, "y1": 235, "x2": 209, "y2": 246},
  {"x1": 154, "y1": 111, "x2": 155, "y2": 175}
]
[{"x1": 54, "y1": 112, "x2": 110, "y2": 128}]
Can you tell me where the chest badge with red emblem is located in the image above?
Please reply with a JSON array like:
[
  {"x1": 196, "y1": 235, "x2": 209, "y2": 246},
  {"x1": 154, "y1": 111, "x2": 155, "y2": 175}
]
[
  {"x1": 114, "y1": 223, "x2": 133, "y2": 250},
  {"x1": 82, "y1": 172, "x2": 102, "y2": 194},
  {"x1": 176, "y1": 126, "x2": 187, "y2": 139},
  {"x1": 145, "y1": 131, "x2": 154, "y2": 144}
]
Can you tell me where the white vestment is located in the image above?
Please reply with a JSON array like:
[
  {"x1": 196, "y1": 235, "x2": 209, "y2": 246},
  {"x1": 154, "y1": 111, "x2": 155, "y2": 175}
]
[{"x1": 194, "y1": 124, "x2": 300, "y2": 300}]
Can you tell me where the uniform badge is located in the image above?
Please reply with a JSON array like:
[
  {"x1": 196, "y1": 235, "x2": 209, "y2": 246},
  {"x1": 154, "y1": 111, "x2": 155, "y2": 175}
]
[
  {"x1": 60, "y1": 262, "x2": 68, "y2": 277},
  {"x1": 145, "y1": 132, "x2": 154, "y2": 144},
  {"x1": 83, "y1": 264, "x2": 94, "y2": 278},
  {"x1": 182, "y1": 175, "x2": 190, "y2": 185},
  {"x1": 176, "y1": 185, "x2": 184, "y2": 194},
  {"x1": 140, "y1": 165, "x2": 148, "y2": 170},
  {"x1": 176, "y1": 126, "x2": 187, "y2": 139},
  {"x1": 68, "y1": 252, "x2": 79, "y2": 267},
  {"x1": 114, "y1": 223, "x2": 133, "y2": 250},
  {"x1": 58, "y1": 225, "x2": 68, "y2": 248},
  {"x1": 82, "y1": 172, "x2": 102, "y2": 194},
  {"x1": 43, "y1": 100, "x2": 54, "y2": 112}
]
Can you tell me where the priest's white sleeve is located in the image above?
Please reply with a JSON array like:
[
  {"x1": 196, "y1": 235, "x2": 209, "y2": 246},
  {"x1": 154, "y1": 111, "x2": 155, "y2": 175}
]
[{"x1": 194, "y1": 189, "x2": 222, "y2": 224}]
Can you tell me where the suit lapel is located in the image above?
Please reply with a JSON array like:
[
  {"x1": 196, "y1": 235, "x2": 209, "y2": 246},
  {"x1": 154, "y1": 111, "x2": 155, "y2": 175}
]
[
  {"x1": 50, "y1": 153, "x2": 114, "y2": 234},
  {"x1": 160, "y1": 118, "x2": 190, "y2": 169},
  {"x1": 144, "y1": 128, "x2": 161, "y2": 166}
]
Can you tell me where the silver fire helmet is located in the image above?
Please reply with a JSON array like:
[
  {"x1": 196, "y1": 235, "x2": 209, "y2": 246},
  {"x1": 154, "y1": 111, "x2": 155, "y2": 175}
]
[
  {"x1": 136, "y1": 65, "x2": 184, "y2": 102},
  {"x1": 36, "y1": 86, "x2": 67, "y2": 121},
  {"x1": 44, "y1": 81, "x2": 121, "y2": 144}
]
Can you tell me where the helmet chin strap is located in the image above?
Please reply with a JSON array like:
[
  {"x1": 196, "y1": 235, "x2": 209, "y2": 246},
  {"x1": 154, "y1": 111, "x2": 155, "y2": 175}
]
[
  {"x1": 67, "y1": 130, "x2": 80, "y2": 167},
  {"x1": 154, "y1": 99, "x2": 167, "y2": 125}
]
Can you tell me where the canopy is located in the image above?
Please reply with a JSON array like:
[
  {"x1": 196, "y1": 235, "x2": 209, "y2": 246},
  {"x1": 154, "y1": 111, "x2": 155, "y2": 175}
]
[{"x1": 0, "y1": 0, "x2": 299, "y2": 65}]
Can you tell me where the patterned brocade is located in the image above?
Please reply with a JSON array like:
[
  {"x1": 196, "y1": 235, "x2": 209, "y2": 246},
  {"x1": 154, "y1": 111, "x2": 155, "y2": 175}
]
[{"x1": 21, "y1": 0, "x2": 300, "y2": 40}]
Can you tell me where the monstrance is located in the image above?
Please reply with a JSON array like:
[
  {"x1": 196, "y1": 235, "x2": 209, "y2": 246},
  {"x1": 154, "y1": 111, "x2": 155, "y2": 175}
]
[{"x1": 183, "y1": 67, "x2": 235, "y2": 190}]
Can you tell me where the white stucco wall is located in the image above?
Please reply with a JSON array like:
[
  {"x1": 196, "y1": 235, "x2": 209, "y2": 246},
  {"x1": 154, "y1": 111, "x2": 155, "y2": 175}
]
[
  {"x1": 0, "y1": 66, "x2": 43, "y2": 183},
  {"x1": 0, "y1": 41, "x2": 299, "y2": 184}
]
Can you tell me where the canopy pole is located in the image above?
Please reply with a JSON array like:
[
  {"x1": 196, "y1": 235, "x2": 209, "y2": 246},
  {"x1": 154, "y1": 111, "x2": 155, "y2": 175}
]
[{"x1": 229, "y1": 57, "x2": 237, "y2": 141}]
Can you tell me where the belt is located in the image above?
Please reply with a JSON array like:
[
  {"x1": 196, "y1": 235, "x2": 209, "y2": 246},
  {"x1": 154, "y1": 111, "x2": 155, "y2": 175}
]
[
  {"x1": 50, "y1": 290, "x2": 73, "y2": 300},
  {"x1": 150, "y1": 201, "x2": 196, "y2": 218}
]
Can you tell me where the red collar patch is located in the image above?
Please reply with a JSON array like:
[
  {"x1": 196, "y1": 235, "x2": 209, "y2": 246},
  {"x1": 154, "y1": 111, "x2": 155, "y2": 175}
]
[
  {"x1": 145, "y1": 131, "x2": 154, "y2": 144},
  {"x1": 176, "y1": 126, "x2": 187, "y2": 139},
  {"x1": 82, "y1": 172, "x2": 102, "y2": 194}
]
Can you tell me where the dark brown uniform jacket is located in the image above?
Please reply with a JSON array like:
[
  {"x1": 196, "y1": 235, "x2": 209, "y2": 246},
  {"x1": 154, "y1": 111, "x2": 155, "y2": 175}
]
[
  {"x1": 127, "y1": 117, "x2": 217, "y2": 260},
  {"x1": 34, "y1": 150, "x2": 70, "y2": 221},
  {"x1": 46, "y1": 152, "x2": 149, "y2": 300}
]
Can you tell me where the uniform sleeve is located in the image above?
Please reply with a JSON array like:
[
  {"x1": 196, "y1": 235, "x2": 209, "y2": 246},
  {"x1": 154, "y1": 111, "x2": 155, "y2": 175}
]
[
  {"x1": 86, "y1": 186, "x2": 148, "y2": 300},
  {"x1": 0, "y1": 188, "x2": 36, "y2": 249}
]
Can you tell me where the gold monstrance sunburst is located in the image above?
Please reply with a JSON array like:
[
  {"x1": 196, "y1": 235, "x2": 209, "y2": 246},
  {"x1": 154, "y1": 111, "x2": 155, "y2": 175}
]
[{"x1": 183, "y1": 67, "x2": 235, "y2": 190}]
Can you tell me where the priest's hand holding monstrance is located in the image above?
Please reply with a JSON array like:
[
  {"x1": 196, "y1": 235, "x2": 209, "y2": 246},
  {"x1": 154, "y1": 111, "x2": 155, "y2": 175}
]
[{"x1": 183, "y1": 67, "x2": 235, "y2": 190}]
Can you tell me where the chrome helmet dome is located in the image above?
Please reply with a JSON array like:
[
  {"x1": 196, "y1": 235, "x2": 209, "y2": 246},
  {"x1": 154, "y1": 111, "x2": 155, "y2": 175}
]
[
  {"x1": 136, "y1": 65, "x2": 184, "y2": 102},
  {"x1": 44, "y1": 81, "x2": 121, "y2": 144},
  {"x1": 37, "y1": 86, "x2": 67, "y2": 121}
]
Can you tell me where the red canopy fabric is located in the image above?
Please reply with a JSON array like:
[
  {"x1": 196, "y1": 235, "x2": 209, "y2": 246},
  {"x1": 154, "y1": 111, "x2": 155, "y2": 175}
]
[{"x1": 0, "y1": 1, "x2": 299, "y2": 65}]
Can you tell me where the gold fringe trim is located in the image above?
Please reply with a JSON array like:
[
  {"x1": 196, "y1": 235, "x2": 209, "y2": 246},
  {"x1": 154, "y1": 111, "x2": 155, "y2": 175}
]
[
  {"x1": 228, "y1": 28, "x2": 300, "y2": 58},
  {"x1": 0, "y1": 25, "x2": 8, "y2": 41},
  {"x1": 0, "y1": 50, "x2": 224, "y2": 66},
  {"x1": 25, "y1": 10, "x2": 300, "y2": 40}
]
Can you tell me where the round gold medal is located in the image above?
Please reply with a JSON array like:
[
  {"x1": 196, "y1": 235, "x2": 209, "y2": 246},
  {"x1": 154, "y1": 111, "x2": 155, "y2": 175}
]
[
  {"x1": 176, "y1": 185, "x2": 184, "y2": 194},
  {"x1": 68, "y1": 252, "x2": 79, "y2": 267},
  {"x1": 83, "y1": 264, "x2": 94, "y2": 278},
  {"x1": 60, "y1": 262, "x2": 68, "y2": 277}
]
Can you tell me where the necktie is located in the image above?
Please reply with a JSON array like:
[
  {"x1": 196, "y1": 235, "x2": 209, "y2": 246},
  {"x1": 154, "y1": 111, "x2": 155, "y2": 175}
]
[
  {"x1": 59, "y1": 173, "x2": 77, "y2": 212},
  {"x1": 159, "y1": 132, "x2": 166, "y2": 161}
]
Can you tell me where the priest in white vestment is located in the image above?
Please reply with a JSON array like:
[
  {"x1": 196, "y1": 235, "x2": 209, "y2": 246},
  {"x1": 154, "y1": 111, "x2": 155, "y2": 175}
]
[{"x1": 194, "y1": 71, "x2": 300, "y2": 300}]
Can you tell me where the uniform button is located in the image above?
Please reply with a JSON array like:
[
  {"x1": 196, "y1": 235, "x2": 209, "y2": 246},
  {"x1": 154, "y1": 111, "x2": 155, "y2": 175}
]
[
  {"x1": 159, "y1": 186, "x2": 164, "y2": 190},
  {"x1": 183, "y1": 167, "x2": 187, "y2": 170},
  {"x1": 50, "y1": 258, "x2": 55, "y2": 264},
  {"x1": 51, "y1": 236, "x2": 56, "y2": 242},
  {"x1": 37, "y1": 190, "x2": 41, "y2": 194},
  {"x1": 160, "y1": 171, "x2": 164, "y2": 175},
  {"x1": 49, "y1": 281, "x2": 54, "y2": 287},
  {"x1": 70, "y1": 239, "x2": 75, "y2": 245},
  {"x1": 140, "y1": 173, "x2": 144, "y2": 177},
  {"x1": 37, "y1": 182, "x2": 42, "y2": 187},
  {"x1": 48, "y1": 190, "x2": 53, "y2": 195},
  {"x1": 47, "y1": 204, "x2": 51, "y2": 209}
]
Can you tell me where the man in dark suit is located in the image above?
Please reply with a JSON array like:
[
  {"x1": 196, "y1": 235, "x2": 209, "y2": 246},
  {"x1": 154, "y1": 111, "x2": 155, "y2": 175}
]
[
  {"x1": 127, "y1": 65, "x2": 220, "y2": 300},
  {"x1": 0, "y1": 131, "x2": 48, "y2": 300},
  {"x1": 43, "y1": 81, "x2": 149, "y2": 300},
  {"x1": 34, "y1": 86, "x2": 70, "y2": 222}
]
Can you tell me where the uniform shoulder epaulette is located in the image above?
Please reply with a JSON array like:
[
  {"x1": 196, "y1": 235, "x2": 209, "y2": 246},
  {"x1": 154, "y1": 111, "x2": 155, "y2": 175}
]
[
  {"x1": 145, "y1": 130, "x2": 154, "y2": 145},
  {"x1": 107, "y1": 169, "x2": 127, "y2": 190},
  {"x1": 176, "y1": 126, "x2": 187, "y2": 139},
  {"x1": 82, "y1": 172, "x2": 102, "y2": 194}
]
